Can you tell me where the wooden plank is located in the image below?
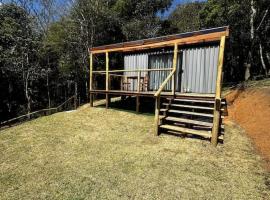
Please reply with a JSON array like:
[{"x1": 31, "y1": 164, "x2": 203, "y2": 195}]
[
  {"x1": 211, "y1": 36, "x2": 226, "y2": 146},
  {"x1": 160, "y1": 124, "x2": 211, "y2": 138},
  {"x1": 163, "y1": 103, "x2": 214, "y2": 110},
  {"x1": 172, "y1": 98, "x2": 225, "y2": 104},
  {"x1": 91, "y1": 31, "x2": 229, "y2": 54},
  {"x1": 106, "y1": 51, "x2": 109, "y2": 109},
  {"x1": 154, "y1": 96, "x2": 161, "y2": 136},
  {"x1": 172, "y1": 43, "x2": 178, "y2": 95},
  {"x1": 165, "y1": 116, "x2": 213, "y2": 127},
  {"x1": 89, "y1": 51, "x2": 93, "y2": 107},
  {"x1": 93, "y1": 68, "x2": 172, "y2": 73},
  {"x1": 160, "y1": 108, "x2": 169, "y2": 112},
  {"x1": 168, "y1": 110, "x2": 220, "y2": 118},
  {"x1": 106, "y1": 52, "x2": 109, "y2": 91}
]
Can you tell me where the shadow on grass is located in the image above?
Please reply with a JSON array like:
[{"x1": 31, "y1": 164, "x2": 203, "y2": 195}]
[{"x1": 96, "y1": 96, "x2": 156, "y2": 116}]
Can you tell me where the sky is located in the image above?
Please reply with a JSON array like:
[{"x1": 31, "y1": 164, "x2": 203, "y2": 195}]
[{"x1": 162, "y1": 0, "x2": 207, "y2": 18}]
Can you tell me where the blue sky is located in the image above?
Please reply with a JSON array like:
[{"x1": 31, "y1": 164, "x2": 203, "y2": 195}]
[{"x1": 162, "y1": 0, "x2": 207, "y2": 17}]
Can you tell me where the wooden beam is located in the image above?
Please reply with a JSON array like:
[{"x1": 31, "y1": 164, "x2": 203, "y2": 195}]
[
  {"x1": 93, "y1": 68, "x2": 172, "y2": 73},
  {"x1": 89, "y1": 51, "x2": 93, "y2": 107},
  {"x1": 91, "y1": 31, "x2": 228, "y2": 54},
  {"x1": 211, "y1": 36, "x2": 226, "y2": 146},
  {"x1": 172, "y1": 43, "x2": 178, "y2": 95},
  {"x1": 106, "y1": 51, "x2": 110, "y2": 109},
  {"x1": 136, "y1": 96, "x2": 140, "y2": 113},
  {"x1": 154, "y1": 96, "x2": 161, "y2": 136}
]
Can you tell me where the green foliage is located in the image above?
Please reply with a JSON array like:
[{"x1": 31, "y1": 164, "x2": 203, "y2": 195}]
[{"x1": 168, "y1": 1, "x2": 205, "y2": 33}]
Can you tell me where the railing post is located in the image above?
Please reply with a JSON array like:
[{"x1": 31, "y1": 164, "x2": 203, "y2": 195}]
[
  {"x1": 211, "y1": 36, "x2": 226, "y2": 146},
  {"x1": 105, "y1": 51, "x2": 110, "y2": 109},
  {"x1": 89, "y1": 51, "x2": 94, "y2": 107},
  {"x1": 172, "y1": 43, "x2": 178, "y2": 96},
  {"x1": 136, "y1": 70, "x2": 141, "y2": 113},
  {"x1": 154, "y1": 95, "x2": 160, "y2": 136}
]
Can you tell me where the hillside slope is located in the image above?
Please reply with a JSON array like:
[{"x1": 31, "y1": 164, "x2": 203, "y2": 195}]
[
  {"x1": 225, "y1": 81, "x2": 270, "y2": 170},
  {"x1": 0, "y1": 106, "x2": 269, "y2": 199}
]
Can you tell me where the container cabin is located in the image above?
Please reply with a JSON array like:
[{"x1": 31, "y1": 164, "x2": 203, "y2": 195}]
[{"x1": 89, "y1": 26, "x2": 229, "y2": 146}]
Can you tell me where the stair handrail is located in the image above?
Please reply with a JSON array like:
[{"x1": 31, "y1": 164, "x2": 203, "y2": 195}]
[
  {"x1": 154, "y1": 69, "x2": 176, "y2": 97},
  {"x1": 154, "y1": 68, "x2": 176, "y2": 136}
]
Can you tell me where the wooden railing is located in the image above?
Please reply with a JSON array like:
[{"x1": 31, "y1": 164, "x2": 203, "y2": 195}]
[
  {"x1": 154, "y1": 43, "x2": 178, "y2": 135},
  {"x1": 0, "y1": 95, "x2": 77, "y2": 128}
]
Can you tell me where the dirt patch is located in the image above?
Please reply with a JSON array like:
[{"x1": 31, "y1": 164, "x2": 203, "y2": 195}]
[{"x1": 225, "y1": 87, "x2": 270, "y2": 170}]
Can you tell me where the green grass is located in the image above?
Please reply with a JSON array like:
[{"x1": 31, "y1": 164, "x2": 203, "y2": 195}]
[{"x1": 0, "y1": 106, "x2": 269, "y2": 199}]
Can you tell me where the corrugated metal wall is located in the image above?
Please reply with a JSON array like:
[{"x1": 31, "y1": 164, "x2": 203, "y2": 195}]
[
  {"x1": 124, "y1": 45, "x2": 220, "y2": 93},
  {"x1": 181, "y1": 45, "x2": 219, "y2": 93},
  {"x1": 124, "y1": 53, "x2": 148, "y2": 91}
]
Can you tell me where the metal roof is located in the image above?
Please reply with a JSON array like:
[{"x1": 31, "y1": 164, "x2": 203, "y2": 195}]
[{"x1": 90, "y1": 26, "x2": 229, "y2": 54}]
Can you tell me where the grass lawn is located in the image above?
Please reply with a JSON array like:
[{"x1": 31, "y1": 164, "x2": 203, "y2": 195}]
[{"x1": 0, "y1": 105, "x2": 269, "y2": 199}]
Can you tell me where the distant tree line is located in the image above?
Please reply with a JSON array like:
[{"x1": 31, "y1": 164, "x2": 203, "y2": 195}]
[{"x1": 0, "y1": 0, "x2": 269, "y2": 122}]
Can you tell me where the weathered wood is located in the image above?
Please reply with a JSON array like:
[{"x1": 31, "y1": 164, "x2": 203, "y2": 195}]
[
  {"x1": 165, "y1": 117, "x2": 213, "y2": 127},
  {"x1": 168, "y1": 110, "x2": 218, "y2": 118},
  {"x1": 105, "y1": 51, "x2": 110, "y2": 109},
  {"x1": 172, "y1": 43, "x2": 178, "y2": 95},
  {"x1": 162, "y1": 103, "x2": 224, "y2": 111},
  {"x1": 154, "y1": 96, "x2": 161, "y2": 136},
  {"x1": 106, "y1": 52, "x2": 109, "y2": 91},
  {"x1": 89, "y1": 52, "x2": 94, "y2": 107},
  {"x1": 211, "y1": 35, "x2": 226, "y2": 146},
  {"x1": 160, "y1": 124, "x2": 211, "y2": 138}
]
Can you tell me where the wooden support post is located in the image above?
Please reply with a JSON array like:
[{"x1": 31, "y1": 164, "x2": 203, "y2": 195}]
[
  {"x1": 172, "y1": 43, "x2": 178, "y2": 95},
  {"x1": 89, "y1": 51, "x2": 94, "y2": 107},
  {"x1": 211, "y1": 36, "x2": 226, "y2": 146},
  {"x1": 136, "y1": 71, "x2": 141, "y2": 113},
  {"x1": 136, "y1": 96, "x2": 140, "y2": 113},
  {"x1": 105, "y1": 51, "x2": 110, "y2": 109},
  {"x1": 154, "y1": 96, "x2": 161, "y2": 136}
]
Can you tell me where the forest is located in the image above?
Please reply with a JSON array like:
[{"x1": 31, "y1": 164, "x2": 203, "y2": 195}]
[{"x1": 0, "y1": 0, "x2": 269, "y2": 122}]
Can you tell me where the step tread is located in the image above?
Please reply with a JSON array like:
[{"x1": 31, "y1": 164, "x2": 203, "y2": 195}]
[
  {"x1": 165, "y1": 116, "x2": 213, "y2": 127},
  {"x1": 163, "y1": 103, "x2": 214, "y2": 110},
  {"x1": 168, "y1": 109, "x2": 215, "y2": 118},
  {"x1": 160, "y1": 124, "x2": 211, "y2": 138},
  {"x1": 168, "y1": 98, "x2": 226, "y2": 104}
]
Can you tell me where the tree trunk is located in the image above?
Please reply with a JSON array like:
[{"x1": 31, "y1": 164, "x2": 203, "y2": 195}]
[
  {"x1": 259, "y1": 42, "x2": 268, "y2": 76},
  {"x1": 245, "y1": 0, "x2": 256, "y2": 80},
  {"x1": 46, "y1": 71, "x2": 51, "y2": 108},
  {"x1": 25, "y1": 70, "x2": 31, "y2": 117}
]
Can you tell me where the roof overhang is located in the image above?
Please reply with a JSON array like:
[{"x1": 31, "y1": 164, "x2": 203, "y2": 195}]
[{"x1": 89, "y1": 26, "x2": 229, "y2": 54}]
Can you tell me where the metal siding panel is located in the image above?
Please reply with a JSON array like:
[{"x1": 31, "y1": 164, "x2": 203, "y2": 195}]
[
  {"x1": 123, "y1": 45, "x2": 220, "y2": 93},
  {"x1": 180, "y1": 45, "x2": 219, "y2": 93}
]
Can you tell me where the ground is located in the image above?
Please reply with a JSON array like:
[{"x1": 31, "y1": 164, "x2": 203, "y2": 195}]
[
  {"x1": 0, "y1": 105, "x2": 270, "y2": 199},
  {"x1": 225, "y1": 79, "x2": 270, "y2": 170}
]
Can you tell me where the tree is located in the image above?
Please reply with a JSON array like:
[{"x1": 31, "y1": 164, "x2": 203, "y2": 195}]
[
  {"x1": 168, "y1": 1, "x2": 205, "y2": 33},
  {"x1": 0, "y1": 4, "x2": 40, "y2": 118},
  {"x1": 200, "y1": 0, "x2": 270, "y2": 81}
]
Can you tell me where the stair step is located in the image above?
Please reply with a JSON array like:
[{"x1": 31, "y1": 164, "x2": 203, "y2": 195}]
[
  {"x1": 168, "y1": 98, "x2": 226, "y2": 105},
  {"x1": 163, "y1": 103, "x2": 214, "y2": 110},
  {"x1": 160, "y1": 125, "x2": 211, "y2": 138},
  {"x1": 165, "y1": 116, "x2": 213, "y2": 127},
  {"x1": 160, "y1": 108, "x2": 168, "y2": 112},
  {"x1": 168, "y1": 109, "x2": 218, "y2": 118}
]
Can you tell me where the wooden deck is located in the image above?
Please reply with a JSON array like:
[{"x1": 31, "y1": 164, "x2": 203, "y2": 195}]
[{"x1": 90, "y1": 89, "x2": 215, "y2": 99}]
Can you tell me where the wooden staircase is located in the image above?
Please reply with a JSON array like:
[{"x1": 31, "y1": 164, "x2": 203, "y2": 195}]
[{"x1": 158, "y1": 96, "x2": 226, "y2": 140}]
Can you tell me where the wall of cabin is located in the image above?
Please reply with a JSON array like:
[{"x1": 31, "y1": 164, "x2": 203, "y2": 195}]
[{"x1": 123, "y1": 44, "x2": 220, "y2": 94}]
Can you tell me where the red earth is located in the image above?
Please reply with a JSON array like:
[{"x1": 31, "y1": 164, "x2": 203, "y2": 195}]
[{"x1": 225, "y1": 87, "x2": 270, "y2": 170}]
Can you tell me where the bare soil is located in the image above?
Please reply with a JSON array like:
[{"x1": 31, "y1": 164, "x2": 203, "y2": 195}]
[{"x1": 225, "y1": 86, "x2": 270, "y2": 170}]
